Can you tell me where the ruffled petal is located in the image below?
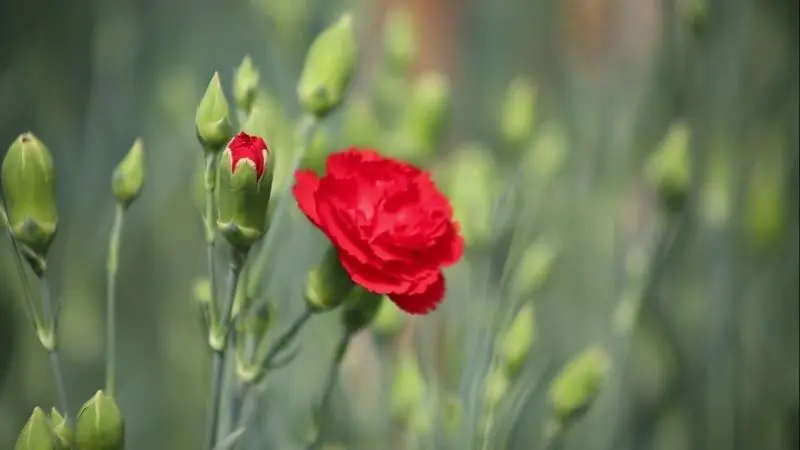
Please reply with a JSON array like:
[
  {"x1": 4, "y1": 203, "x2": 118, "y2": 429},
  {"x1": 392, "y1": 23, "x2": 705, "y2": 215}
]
[
  {"x1": 389, "y1": 271, "x2": 446, "y2": 315},
  {"x1": 292, "y1": 169, "x2": 322, "y2": 227}
]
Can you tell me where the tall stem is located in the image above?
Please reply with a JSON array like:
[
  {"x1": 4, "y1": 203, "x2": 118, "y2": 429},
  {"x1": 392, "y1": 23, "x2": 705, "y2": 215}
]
[
  {"x1": 204, "y1": 152, "x2": 220, "y2": 338},
  {"x1": 204, "y1": 249, "x2": 246, "y2": 450},
  {"x1": 306, "y1": 332, "x2": 353, "y2": 450},
  {"x1": 105, "y1": 205, "x2": 125, "y2": 396},
  {"x1": 38, "y1": 276, "x2": 71, "y2": 422}
]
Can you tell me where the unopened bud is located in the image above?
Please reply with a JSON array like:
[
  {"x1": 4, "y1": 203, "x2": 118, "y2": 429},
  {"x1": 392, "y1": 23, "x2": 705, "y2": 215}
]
[
  {"x1": 195, "y1": 72, "x2": 234, "y2": 152},
  {"x1": 50, "y1": 408, "x2": 73, "y2": 450},
  {"x1": 645, "y1": 122, "x2": 691, "y2": 213},
  {"x1": 521, "y1": 121, "x2": 569, "y2": 184},
  {"x1": 498, "y1": 302, "x2": 536, "y2": 377},
  {"x1": 341, "y1": 287, "x2": 383, "y2": 334},
  {"x1": 484, "y1": 366, "x2": 510, "y2": 408},
  {"x1": 500, "y1": 77, "x2": 537, "y2": 148},
  {"x1": 391, "y1": 349, "x2": 425, "y2": 419},
  {"x1": 304, "y1": 246, "x2": 356, "y2": 312},
  {"x1": 397, "y1": 73, "x2": 450, "y2": 159},
  {"x1": 509, "y1": 237, "x2": 559, "y2": 299},
  {"x1": 343, "y1": 98, "x2": 382, "y2": 148},
  {"x1": 372, "y1": 296, "x2": 404, "y2": 336},
  {"x1": 1, "y1": 132, "x2": 58, "y2": 260},
  {"x1": 14, "y1": 407, "x2": 54, "y2": 450},
  {"x1": 298, "y1": 14, "x2": 357, "y2": 118},
  {"x1": 193, "y1": 277, "x2": 212, "y2": 306},
  {"x1": 548, "y1": 346, "x2": 611, "y2": 425},
  {"x1": 233, "y1": 55, "x2": 260, "y2": 114},
  {"x1": 111, "y1": 138, "x2": 145, "y2": 208},
  {"x1": 441, "y1": 143, "x2": 498, "y2": 248},
  {"x1": 75, "y1": 390, "x2": 124, "y2": 450},
  {"x1": 216, "y1": 132, "x2": 274, "y2": 250},
  {"x1": 383, "y1": 7, "x2": 417, "y2": 71}
]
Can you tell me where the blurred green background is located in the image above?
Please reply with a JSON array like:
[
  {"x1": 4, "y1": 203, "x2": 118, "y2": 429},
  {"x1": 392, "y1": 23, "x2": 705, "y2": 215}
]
[{"x1": 1, "y1": 0, "x2": 797, "y2": 449}]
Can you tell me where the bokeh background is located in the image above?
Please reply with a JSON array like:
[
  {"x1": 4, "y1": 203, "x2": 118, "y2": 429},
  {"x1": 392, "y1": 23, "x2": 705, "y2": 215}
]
[{"x1": 1, "y1": 0, "x2": 798, "y2": 449}]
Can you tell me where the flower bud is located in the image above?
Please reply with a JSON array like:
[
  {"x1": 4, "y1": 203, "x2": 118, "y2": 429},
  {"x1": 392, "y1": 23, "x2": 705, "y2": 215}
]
[
  {"x1": 1, "y1": 132, "x2": 58, "y2": 259},
  {"x1": 509, "y1": 237, "x2": 559, "y2": 299},
  {"x1": 383, "y1": 7, "x2": 417, "y2": 71},
  {"x1": 111, "y1": 138, "x2": 144, "y2": 209},
  {"x1": 298, "y1": 14, "x2": 357, "y2": 118},
  {"x1": 645, "y1": 122, "x2": 691, "y2": 213},
  {"x1": 216, "y1": 132, "x2": 274, "y2": 250},
  {"x1": 192, "y1": 277, "x2": 212, "y2": 306},
  {"x1": 396, "y1": 73, "x2": 451, "y2": 159},
  {"x1": 521, "y1": 121, "x2": 569, "y2": 185},
  {"x1": 500, "y1": 76, "x2": 537, "y2": 148},
  {"x1": 548, "y1": 346, "x2": 611, "y2": 425},
  {"x1": 372, "y1": 295, "x2": 404, "y2": 336},
  {"x1": 440, "y1": 143, "x2": 498, "y2": 248},
  {"x1": 743, "y1": 155, "x2": 786, "y2": 254},
  {"x1": 75, "y1": 390, "x2": 124, "y2": 450},
  {"x1": 304, "y1": 246, "x2": 356, "y2": 312},
  {"x1": 391, "y1": 349, "x2": 425, "y2": 419},
  {"x1": 14, "y1": 407, "x2": 54, "y2": 450},
  {"x1": 483, "y1": 366, "x2": 510, "y2": 408},
  {"x1": 341, "y1": 287, "x2": 383, "y2": 334},
  {"x1": 233, "y1": 55, "x2": 260, "y2": 114},
  {"x1": 50, "y1": 408, "x2": 73, "y2": 450},
  {"x1": 498, "y1": 302, "x2": 536, "y2": 377},
  {"x1": 343, "y1": 98, "x2": 382, "y2": 148},
  {"x1": 195, "y1": 72, "x2": 234, "y2": 152}
]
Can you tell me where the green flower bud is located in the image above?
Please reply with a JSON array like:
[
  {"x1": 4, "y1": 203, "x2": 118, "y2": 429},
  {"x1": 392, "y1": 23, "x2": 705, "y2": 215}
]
[
  {"x1": 743, "y1": 156, "x2": 786, "y2": 254},
  {"x1": 233, "y1": 55, "x2": 260, "y2": 114},
  {"x1": 195, "y1": 72, "x2": 234, "y2": 152},
  {"x1": 1, "y1": 132, "x2": 58, "y2": 260},
  {"x1": 500, "y1": 76, "x2": 537, "y2": 148},
  {"x1": 15, "y1": 407, "x2": 54, "y2": 450},
  {"x1": 298, "y1": 14, "x2": 357, "y2": 118},
  {"x1": 216, "y1": 132, "x2": 274, "y2": 250},
  {"x1": 498, "y1": 302, "x2": 536, "y2": 377},
  {"x1": 111, "y1": 138, "x2": 144, "y2": 209},
  {"x1": 509, "y1": 237, "x2": 559, "y2": 299},
  {"x1": 341, "y1": 287, "x2": 383, "y2": 334},
  {"x1": 343, "y1": 98, "x2": 382, "y2": 148},
  {"x1": 50, "y1": 408, "x2": 73, "y2": 450},
  {"x1": 548, "y1": 346, "x2": 611, "y2": 424},
  {"x1": 396, "y1": 73, "x2": 451, "y2": 159},
  {"x1": 440, "y1": 143, "x2": 498, "y2": 248},
  {"x1": 192, "y1": 277, "x2": 212, "y2": 306},
  {"x1": 521, "y1": 121, "x2": 569, "y2": 185},
  {"x1": 75, "y1": 391, "x2": 124, "y2": 450},
  {"x1": 372, "y1": 295, "x2": 404, "y2": 336},
  {"x1": 304, "y1": 246, "x2": 356, "y2": 312},
  {"x1": 484, "y1": 366, "x2": 510, "y2": 408},
  {"x1": 645, "y1": 122, "x2": 691, "y2": 213},
  {"x1": 391, "y1": 349, "x2": 425, "y2": 419},
  {"x1": 383, "y1": 7, "x2": 417, "y2": 71}
]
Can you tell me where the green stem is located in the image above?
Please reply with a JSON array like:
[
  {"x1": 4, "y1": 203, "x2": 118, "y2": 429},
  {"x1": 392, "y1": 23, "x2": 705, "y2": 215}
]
[
  {"x1": 204, "y1": 249, "x2": 247, "y2": 450},
  {"x1": 306, "y1": 331, "x2": 353, "y2": 450},
  {"x1": 204, "y1": 152, "x2": 220, "y2": 341},
  {"x1": 38, "y1": 276, "x2": 71, "y2": 423},
  {"x1": 105, "y1": 205, "x2": 125, "y2": 396}
]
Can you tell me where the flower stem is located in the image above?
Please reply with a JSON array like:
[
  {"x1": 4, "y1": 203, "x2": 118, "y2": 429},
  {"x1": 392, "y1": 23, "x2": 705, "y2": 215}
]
[
  {"x1": 105, "y1": 205, "x2": 125, "y2": 397},
  {"x1": 204, "y1": 152, "x2": 221, "y2": 341},
  {"x1": 38, "y1": 276, "x2": 71, "y2": 423},
  {"x1": 205, "y1": 249, "x2": 247, "y2": 450},
  {"x1": 306, "y1": 331, "x2": 353, "y2": 450}
]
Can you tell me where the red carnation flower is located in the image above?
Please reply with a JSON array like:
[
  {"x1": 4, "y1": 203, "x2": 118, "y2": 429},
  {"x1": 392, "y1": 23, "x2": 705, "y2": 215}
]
[
  {"x1": 228, "y1": 132, "x2": 267, "y2": 180},
  {"x1": 293, "y1": 148, "x2": 464, "y2": 314}
]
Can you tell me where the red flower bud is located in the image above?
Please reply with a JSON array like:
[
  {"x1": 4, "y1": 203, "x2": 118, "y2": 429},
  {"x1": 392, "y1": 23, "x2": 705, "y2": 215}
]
[{"x1": 228, "y1": 132, "x2": 267, "y2": 181}]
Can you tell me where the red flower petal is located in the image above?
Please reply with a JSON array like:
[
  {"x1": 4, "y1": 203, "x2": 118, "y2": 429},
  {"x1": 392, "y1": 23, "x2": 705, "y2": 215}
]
[
  {"x1": 292, "y1": 170, "x2": 322, "y2": 227},
  {"x1": 229, "y1": 132, "x2": 268, "y2": 180},
  {"x1": 389, "y1": 271, "x2": 446, "y2": 315}
]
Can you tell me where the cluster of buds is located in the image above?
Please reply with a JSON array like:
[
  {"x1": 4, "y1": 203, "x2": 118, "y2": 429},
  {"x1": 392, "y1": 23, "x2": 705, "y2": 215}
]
[{"x1": 3, "y1": 131, "x2": 139, "y2": 449}]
